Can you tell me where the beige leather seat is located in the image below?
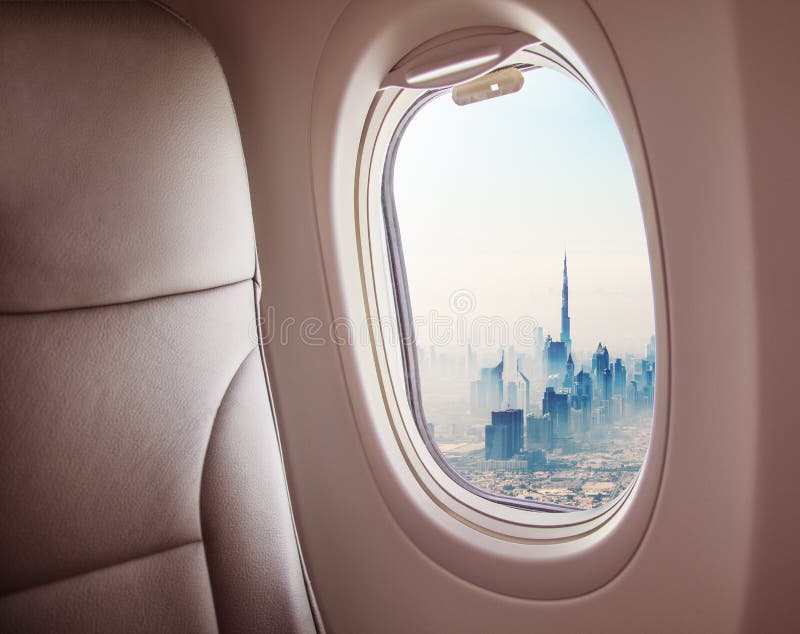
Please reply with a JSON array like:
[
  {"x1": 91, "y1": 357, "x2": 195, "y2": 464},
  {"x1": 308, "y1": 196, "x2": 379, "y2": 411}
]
[{"x1": 0, "y1": 2, "x2": 317, "y2": 632}]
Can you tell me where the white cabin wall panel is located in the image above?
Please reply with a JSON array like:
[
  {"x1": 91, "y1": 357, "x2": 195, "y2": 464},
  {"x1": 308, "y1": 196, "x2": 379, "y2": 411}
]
[
  {"x1": 730, "y1": 0, "x2": 800, "y2": 630},
  {"x1": 587, "y1": 0, "x2": 758, "y2": 627}
]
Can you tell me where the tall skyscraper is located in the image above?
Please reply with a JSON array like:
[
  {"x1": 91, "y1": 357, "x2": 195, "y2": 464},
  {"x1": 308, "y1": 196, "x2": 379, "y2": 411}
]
[
  {"x1": 613, "y1": 358, "x2": 627, "y2": 396},
  {"x1": 533, "y1": 326, "x2": 544, "y2": 352},
  {"x1": 642, "y1": 360, "x2": 655, "y2": 410},
  {"x1": 602, "y1": 367, "x2": 613, "y2": 401},
  {"x1": 542, "y1": 254, "x2": 571, "y2": 383},
  {"x1": 526, "y1": 414, "x2": 552, "y2": 451},
  {"x1": 470, "y1": 352, "x2": 504, "y2": 412},
  {"x1": 484, "y1": 424, "x2": 508, "y2": 460},
  {"x1": 544, "y1": 339, "x2": 567, "y2": 379},
  {"x1": 542, "y1": 387, "x2": 570, "y2": 437},
  {"x1": 506, "y1": 380, "x2": 520, "y2": 409},
  {"x1": 592, "y1": 342, "x2": 610, "y2": 389},
  {"x1": 563, "y1": 353, "x2": 575, "y2": 389},
  {"x1": 560, "y1": 253, "x2": 571, "y2": 355},
  {"x1": 518, "y1": 364, "x2": 531, "y2": 414},
  {"x1": 627, "y1": 380, "x2": 640, "y2": 409},
  {"x1": 485, "y1": 409, "x2": 524, "y2": 459},
  {"x1": 646, "y1": 335, "x2": 656, "y2": 362},
  {"x1": 573, "y1": 369, "x2": 593, "y2": 431}
]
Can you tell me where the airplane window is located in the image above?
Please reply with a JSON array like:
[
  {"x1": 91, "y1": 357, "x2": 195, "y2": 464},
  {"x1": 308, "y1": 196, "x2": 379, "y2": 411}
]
[{"x1": 383, "y1": 66, "x2": 656, "y2": 511}]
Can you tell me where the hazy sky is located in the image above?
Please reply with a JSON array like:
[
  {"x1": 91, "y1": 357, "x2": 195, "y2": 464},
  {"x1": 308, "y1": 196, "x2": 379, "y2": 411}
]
[{"x1": 392, "y1": 67, "x2": 655, "y2": 357}]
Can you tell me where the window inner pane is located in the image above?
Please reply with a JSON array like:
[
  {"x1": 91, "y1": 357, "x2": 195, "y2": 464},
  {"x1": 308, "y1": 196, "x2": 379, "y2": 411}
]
[{"x1": 391, "y1": 67, "x2": 656, "y2": 510}]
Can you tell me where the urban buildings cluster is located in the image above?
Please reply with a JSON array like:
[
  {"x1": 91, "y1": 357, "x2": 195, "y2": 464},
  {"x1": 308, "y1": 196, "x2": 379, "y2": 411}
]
[
  {"x1": 419, "y1": 255, "x2": 655, "y2": 508},
  {"x1": 477, "y1": 255, "x2": 654, "y2": 469}
]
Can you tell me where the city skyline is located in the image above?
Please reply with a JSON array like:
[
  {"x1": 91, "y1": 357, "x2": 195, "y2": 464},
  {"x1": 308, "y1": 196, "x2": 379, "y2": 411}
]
[
  {"x1": 418, "y1": 252, "x2": 655, "y2": 509},
  {"x1": 404, "y1": 253, "x2": 654, "y2": 359}
]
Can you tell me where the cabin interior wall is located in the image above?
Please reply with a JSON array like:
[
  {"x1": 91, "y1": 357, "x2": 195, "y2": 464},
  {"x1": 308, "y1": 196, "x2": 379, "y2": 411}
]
[{"x1": 162, "y1": 0, "x2": 797, "y2": 631}]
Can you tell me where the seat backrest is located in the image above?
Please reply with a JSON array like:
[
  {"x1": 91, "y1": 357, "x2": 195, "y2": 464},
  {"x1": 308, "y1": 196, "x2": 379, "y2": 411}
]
[{"x1": 0, "y1": 2, "x2": 317, "y2": 632}]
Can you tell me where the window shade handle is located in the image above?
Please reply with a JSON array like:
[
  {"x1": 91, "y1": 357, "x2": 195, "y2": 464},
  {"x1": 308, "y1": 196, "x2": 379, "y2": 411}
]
[{"x1": 381, "y1": 28, "x2": 539, "y2": 90}]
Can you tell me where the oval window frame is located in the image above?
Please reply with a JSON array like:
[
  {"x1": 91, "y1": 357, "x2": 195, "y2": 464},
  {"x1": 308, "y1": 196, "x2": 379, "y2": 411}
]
[
  {"x1": 369, "y1": 45, "x2": 654, "y2": 529},
  {"x1": 310, "y1": 0, "x2": 670, "y2": 599}
]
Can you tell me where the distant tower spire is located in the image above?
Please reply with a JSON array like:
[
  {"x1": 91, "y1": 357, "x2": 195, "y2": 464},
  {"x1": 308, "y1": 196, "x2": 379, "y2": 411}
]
[
  {"x1": 560, "y1": 252, "x2": 571, "y2": 354},
  {"x1": 563, "y1": 352, "x2": 575, "y2": 388}
]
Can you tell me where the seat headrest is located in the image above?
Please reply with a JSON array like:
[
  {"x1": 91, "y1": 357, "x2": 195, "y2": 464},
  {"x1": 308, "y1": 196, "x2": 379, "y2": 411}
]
[{"x1": 0, "y1": 2, "x2": 255, "y2": 313}]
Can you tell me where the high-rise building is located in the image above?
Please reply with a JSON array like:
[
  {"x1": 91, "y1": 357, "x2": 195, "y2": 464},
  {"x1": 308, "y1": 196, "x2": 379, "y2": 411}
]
[
  {"x1": 505, "y1": 380, "x2": 520, "y2": 409},
  {"x1": 602, "y1": 367, "x2": 613, "y2": 401},
  {"x1": 469, "y1": 381, "x2": 482, "y2": 413},
  {"x1": 627, "y1": 380, "x2": 640, "y2": 409},
  {"x1": 564, "y1": 353, "x2": 575, "y2": 389},
  {"x1": 526, "y1": 448, "x2": 548, "y2": 469},
  {"x1": 574, "y1": 369, "x2": 592, "y2": 406},
  {"x1": 561, "y1": 253, "x2": 571, "y2": 355},
  {"x1": 470, "y1": 352, "x2": 504, "y2": 412},
  {"x1": 484, "y1": 408, "x2": 524, "y2": 459},
  {"x1": 646, "y1": 335, "x2": 656, "y2": 362},
  {"x1": 644, "y1": 360, "x2": 654, "y2": 388},
  {"x1": 542, "y1": 387, "x2": 570, "y2": 437},
  {"x1": 573, "y1": 369, "x2": 593, "y2": 432},
  {"x1": 518, "y1": 365, "x2": 531, "y2": 414},
  {"x1": 526, "y1": 414, "x2": 552, "y2": 451},
  {"x1": 592, "y1": 342, "x2": 610, "y2": 390},
  {"x1": 542, "y1": 333, "x2": 552, "y2": 372},
  {"x1": 613, "y1": 358, "x2": 626, "y2": 396},
  {"x1": 545, "y1": 339, "x2": 567, "y2": 378},
  {"x1": 642, "y1": 359, "x2": 655, "y2": 410},
  {"x1": 533, "y1": 326, "x2": 544, "y2": 352},
  {"x1": 484, "y1": 424, "x2": 508, "y2": 460}
]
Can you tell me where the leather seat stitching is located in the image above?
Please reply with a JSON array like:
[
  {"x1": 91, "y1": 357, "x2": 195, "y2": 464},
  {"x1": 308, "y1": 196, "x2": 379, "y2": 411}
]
[
  {"x1": 0, "y1": 278, "x2": 254, "y2": 317},
  {"x1": 0, "y1": 539, "x2": 203, "y2": 599},
  {"x1": 2, "y1": 347, "x2": 258, "y2": 602},
  {"x1": 197, "y1": 343, "x2": 259, "y2": 632}
]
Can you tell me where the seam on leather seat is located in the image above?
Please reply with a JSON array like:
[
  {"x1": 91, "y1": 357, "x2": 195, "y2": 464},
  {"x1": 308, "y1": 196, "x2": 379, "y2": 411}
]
[
  {"x1": 1, "y1": 340, "x2": 258, "y2": 601},
  {"x1": 0, "y1": 278, "x2": 254, "y2": 317},
  {"x1": 198, "y1": 344, "x2": 259, "y2": 632},
  {"x1": 0, "y1": 540, "x2": 203, "y2": 600}
]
